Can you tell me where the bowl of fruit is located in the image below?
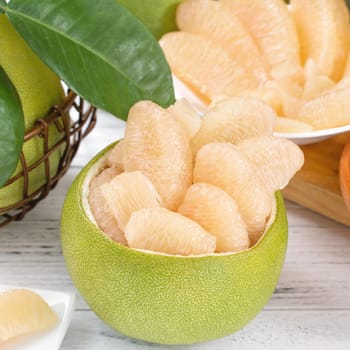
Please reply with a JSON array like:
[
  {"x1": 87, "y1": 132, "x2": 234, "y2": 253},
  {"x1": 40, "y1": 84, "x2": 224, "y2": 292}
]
[
  {"x1": 61, "y1": 97, "x2": 303, "y2": 345},
  {"x1": 160, "y1": 0, "x2": 350, "y2": 145}
]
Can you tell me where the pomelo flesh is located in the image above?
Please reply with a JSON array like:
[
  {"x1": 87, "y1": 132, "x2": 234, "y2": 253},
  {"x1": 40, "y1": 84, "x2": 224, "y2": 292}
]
[
  {"x1": 0, "y1": 289, "x2": 58, "y2": 344},
  {"x1": 61, "y1": 143, "x2": 288, "y2": 344}
]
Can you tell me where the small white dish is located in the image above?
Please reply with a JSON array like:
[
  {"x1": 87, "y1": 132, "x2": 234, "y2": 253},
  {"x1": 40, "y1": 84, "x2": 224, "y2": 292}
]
[
  {"x1": 173, "y1": 75, "x2": 350, "y2": 145},
  {"x1": 0, "y1": 285, "x2": 75, "y2": 350},
  {"x1": 274, "y1": 124, "x2": 350, "y2": 145}
]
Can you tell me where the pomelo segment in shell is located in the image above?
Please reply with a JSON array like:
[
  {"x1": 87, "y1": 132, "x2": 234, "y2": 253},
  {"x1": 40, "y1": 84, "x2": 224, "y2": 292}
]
[{"x1": 61, "y1": 143, "x2": 288, "y2": 345}]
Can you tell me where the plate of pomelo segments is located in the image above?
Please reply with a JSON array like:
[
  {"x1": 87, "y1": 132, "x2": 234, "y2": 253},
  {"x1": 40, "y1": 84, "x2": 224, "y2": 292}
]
[
  {"x1": 0, "y1": 286, "x2": 75, "y2": 350},
  {"x1": 166, "y1": 0, "x2": 350, "y2": 146},
  {"x1": 173, "y1": 75, "x2": 350, "y2": 146}
]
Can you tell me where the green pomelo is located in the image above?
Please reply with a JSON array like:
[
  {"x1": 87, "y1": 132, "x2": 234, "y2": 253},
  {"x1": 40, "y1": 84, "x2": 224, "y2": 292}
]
[
  {"x1": 0, "y1": 15, "x2": 65, "y2": 209},
  {"x1": 61, "y1": 143, "x2": 288, "y2": 345},
  {"x1": 115, "y1": 0, "x2": 182, "y2": 39}
]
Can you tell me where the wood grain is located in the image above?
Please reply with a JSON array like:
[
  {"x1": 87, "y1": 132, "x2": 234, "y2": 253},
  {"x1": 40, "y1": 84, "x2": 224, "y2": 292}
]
[{"x1": 283, "y1": 132, "x2": 350, "y2": 226}]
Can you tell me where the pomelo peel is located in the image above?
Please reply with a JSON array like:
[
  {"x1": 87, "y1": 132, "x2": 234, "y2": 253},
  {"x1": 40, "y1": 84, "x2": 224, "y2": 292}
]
[{"x1": 61, "y1": 142, "x2": 288, "y2": 344}]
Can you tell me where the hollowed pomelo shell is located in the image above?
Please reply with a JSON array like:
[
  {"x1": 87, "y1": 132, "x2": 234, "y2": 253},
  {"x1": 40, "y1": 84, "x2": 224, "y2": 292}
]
[{"x1": 61, "y1": 143, "x2": 288, "y2": 345}]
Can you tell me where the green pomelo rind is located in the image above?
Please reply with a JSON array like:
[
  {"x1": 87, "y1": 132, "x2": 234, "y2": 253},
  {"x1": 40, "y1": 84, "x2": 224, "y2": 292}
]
[
  {"x1": 61, "y1": 143, "x2": 288, "y2": 345},
  {"x1": 0, "y1": 15, "x2": 65, "y2": 208}
]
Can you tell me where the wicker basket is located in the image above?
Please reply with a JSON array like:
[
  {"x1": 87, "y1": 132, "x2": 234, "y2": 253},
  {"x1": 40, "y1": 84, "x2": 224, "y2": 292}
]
[{"x1": 0, "y1": 91, "x2": 97, "y2": 227}]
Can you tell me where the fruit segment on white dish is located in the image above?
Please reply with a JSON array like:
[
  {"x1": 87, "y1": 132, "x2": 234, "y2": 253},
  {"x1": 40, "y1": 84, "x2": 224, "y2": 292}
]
[
  {"x1": 159, "y1": 0, "x2": 350, "y2": 133},
  {"x1": 88, "y1": 97, "x2": 304, "y2": 256}
]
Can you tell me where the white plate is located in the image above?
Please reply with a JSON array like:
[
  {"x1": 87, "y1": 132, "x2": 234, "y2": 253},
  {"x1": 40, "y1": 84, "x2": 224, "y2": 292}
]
[
  {"x1": 0, "y1": 285, "x2": 75, "y2": 350},
  {"x1": 274, "y1": 124, "x2": 350, "y2": 145},
  {"x1": 173, "y1": 75, "x2": 350, "y2": 145}
]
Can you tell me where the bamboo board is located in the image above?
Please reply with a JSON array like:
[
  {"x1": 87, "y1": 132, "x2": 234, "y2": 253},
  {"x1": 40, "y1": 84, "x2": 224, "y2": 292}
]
[{"x1": 282, "y1": 132, "x2": 350, "y2": 227}]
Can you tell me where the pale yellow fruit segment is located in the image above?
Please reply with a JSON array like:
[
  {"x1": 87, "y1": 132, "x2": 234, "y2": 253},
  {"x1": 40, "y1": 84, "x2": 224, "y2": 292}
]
[
  {"x1": 89, "y1": 167, "x2": 126, "y2": 245},
  {"x1": 101, "y1": 171, "x2": 163, "y2": 231},
  {"x1": 125, "y1": 207, "x2": 216, "y2": 256},
  {"x1": 237, "y1": 136, "x2": 304, "y2": 192},
  {"x1": 178, "y1": 183, "x2": 250, "y2": 252},
  {"x1": 106, "y1": 140, "x2": 124, "y2": 171},
  {"x1": 295, "y1": 88, "x2": 350, "y2": 129},
  {"x1": 302, "y1": 75, "x2": 335, "y2": 101},
  {"x1": 176, "y1": 0, "x2": 268, "y2": 82},
  {"x1": 274, "y1": 116, "x2": 313, "y2": 133},
  {"x1": 193, "y1": 142, "x2": 272, "y2": 243},
  {"x1": 159, "y1": 32, "x2": 260, "y2": 101},
  {"x1": 222, "y1": 0, "x2": 302, "y2": 81},
  {"x1": 167, "y1": 98, "x2": 202, "y2": 139},
  {"x1": 0, "y1": 289, "x2": 58, "y2": 343},
  {"x1": 191, "y1": 97, "x2": 275, "y2": 156},
  {"x1": 123, "y1": 101, "x2": 192, "y2": 210},
  {"x1": 290, "y1": 0, "x2": 350, "y2": 81}
]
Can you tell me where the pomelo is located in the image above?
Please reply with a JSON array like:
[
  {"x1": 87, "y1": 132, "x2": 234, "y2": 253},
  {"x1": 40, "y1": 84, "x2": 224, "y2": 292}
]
[
  {"x1": 0, "y1": 15, "x2": 65, "y2": 209},
  {"x1": 61, "y1": 143, "x2": 288, "y2": 345}
]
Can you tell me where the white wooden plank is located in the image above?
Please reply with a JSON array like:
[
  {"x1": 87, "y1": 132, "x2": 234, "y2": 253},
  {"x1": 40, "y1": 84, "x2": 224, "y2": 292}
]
[{"x1": 60, "y1": 310, "x2": 350, "y2": 350}]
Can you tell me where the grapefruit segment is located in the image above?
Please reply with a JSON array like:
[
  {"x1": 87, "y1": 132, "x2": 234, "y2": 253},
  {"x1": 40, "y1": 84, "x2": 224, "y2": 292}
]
[
  {"x1": 89, "y1": 167, "x2": 126, "y2": 244},
  {"x1": 0, "y1": 289, "x2": 58, "y2": 343},
  {"x1": 290, "y1": 0, "x2": 350, "y2": 81},
  {"x1": 274, "y1": 116, "x2": 313, "y2": 133},
  {"x1": 193, "y1": 142, "x2": 272, "y2": 243},
  {"x1": 191, "y1": 97, "x2": 275, "y2": 156},
  {"x1": 178, "y1": 183, "x2": 250, "y2": 252},
  {"x1": 237, "y1": 136, "x2": 305, "y2": 192},
  {"x1": 159, "y1": 31, "x2": 260, "y2": 101},
  {"x1": 106, "y1": 140, "x2": 124, "y2": 171},
  {"x1": 167, "y1": 98, "x2": 201, "y2": 139},
  {"x1": 295, "y1": 88, "x2": 350, "y2": 129},
  {"x1": 222, "y1": 0, "x2": 301, "y2": 81},
  {"x1": 176, "y1": 0, "x2": 268, "y2": 82},
  {"x1": 101, "y1": 171, "x2": 163, "y2": 231},
  {"x1": 125, "y1": 207, "x2": 216, "y2": 256},
  {"x1": 123, "y1": 101, "x2": 192, "y2": 210}
]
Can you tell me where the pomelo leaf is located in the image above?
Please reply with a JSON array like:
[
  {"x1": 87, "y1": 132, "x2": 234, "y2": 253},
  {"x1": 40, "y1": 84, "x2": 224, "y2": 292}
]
[
  {"x1": 0, "y1": 67, "x2": 25, "y2": 188},
  {"x1": 115, "y1": 0, "x2": 182, "y2": 39},
  {"x1": 3, "y1": 0, "x2": 175, "y2": 120},
  {"x1": 0, "y1": 0, "x2": 6, "y2": 14}
]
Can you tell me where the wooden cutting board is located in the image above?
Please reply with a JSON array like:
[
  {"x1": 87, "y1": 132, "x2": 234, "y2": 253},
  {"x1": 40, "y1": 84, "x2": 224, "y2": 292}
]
[{"x1": 282, "y1": 132, "x2": 350, "y2": 226}]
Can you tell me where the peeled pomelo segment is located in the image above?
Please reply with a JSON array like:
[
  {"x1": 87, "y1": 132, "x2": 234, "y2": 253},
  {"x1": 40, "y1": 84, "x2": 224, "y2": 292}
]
[
  {"x1": 222, "y1": 0, "x2": 301, "y2": 81},
  {"x1": 106, "y1": 140, "x2": 124, "y2": 171},
  {"x1": 290, "y1": 0, "x2": 350, "y2": 82},
  {"x1": 0, "y1": 289, "x2": 58, "y2": 343},
  {"x1": 167, "y1": 98, "x2": 202, "y2": 139},
  {"x1": 274, "y1": 116, "x2": 313, "y2": 133},
  {"x1": 295, "y1": 88, "x2": 350, "y2": 129},
  {"x1": 343, "y1": 53, "x2": 350, "y2": 78},
  {"x1": 159, "y1": 32, "x2": 260, "y2": 101},
  {"x1": 238, "y1": 85, "x2": 284, "y2": 116},
  {"x1": 176, "y1": 0, "x2": 269, "y2": 82},
  {"x1": 193, "y1": 142, "x2": 272, "y2": 242},
  {"x1": 178, "y1": 183, "x2": 250, "y2": 252},
  {"x1": 123, "y1": 101, "x2": 192, "y2": 210},
  {"x1": 89, "y1": 167, "x2": 126, "y2": 245},
  {"x1": 125, "y1": 207, "x2": 216, "y2": 256},
  {"x1": 237, "y1": 136, "x2": 304, "y2": 193},
  {"x1": 101, "y1": 171, "x2": 163, "y2": 232},
  {"x1": 191, "y1": 97, "x2": 275, "y2": 156},
  {"x1": 303, "y1": 75, "x2": 335, "y2": 101}
]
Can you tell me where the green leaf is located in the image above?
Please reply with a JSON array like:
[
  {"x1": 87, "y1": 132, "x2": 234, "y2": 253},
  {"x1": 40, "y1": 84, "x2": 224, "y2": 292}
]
[
  {"x1": 0, "y1": 0, "x2": 6, "y2": 14},
  {"x1": 115, "y1": 0, "x2": 182, "y2": 39},
  {"x1": 6, "y1": 0, "x2": 175, "y2": 120},
  {"x1": 0, "y1": 67, "x2": 25, "y2": 188}
]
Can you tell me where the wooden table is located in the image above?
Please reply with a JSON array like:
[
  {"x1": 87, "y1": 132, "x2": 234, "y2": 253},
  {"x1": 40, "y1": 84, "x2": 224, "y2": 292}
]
[{"x1": 1, "y1": 110, "x2": 350, "y2": 349}]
